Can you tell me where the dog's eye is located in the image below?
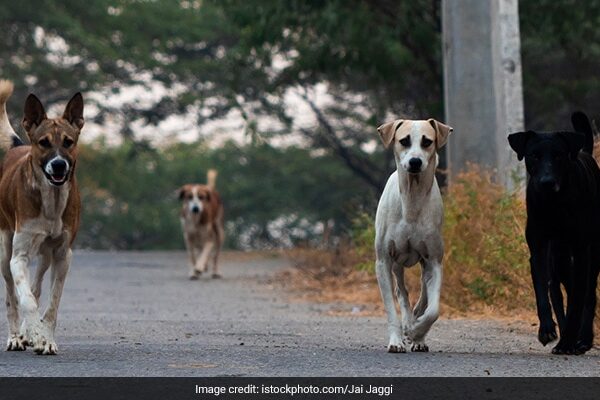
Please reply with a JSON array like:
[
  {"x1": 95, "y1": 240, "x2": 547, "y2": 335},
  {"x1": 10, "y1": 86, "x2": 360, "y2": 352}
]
[
  {"x1": 399, "y1": 137, "x2": 411, "y2": 147},
  {"x1": 421, "y1": 137, "x2": 433, "y2": 148},
  {"x1": 63, "y1": 137, "x2": 74, "y2": 148},
  {"x1": 38, "y1": 138, "x2": 51, "y2": 148}
]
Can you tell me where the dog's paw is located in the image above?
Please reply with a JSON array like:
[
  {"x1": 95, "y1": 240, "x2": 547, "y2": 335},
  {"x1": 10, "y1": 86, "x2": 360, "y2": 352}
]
[
  {"x1": 34, "y1": 338, "x2": 58, "y2": 355},
  {"x1": 538, "y1": 325, "x2": 558, "y2": 346},
  {"x1": 387, "y1": 334, "x2": 406, "y2": 353},
  {"x1": 575, "y1": 340, "x2": 593, "y2": 355},
  {"x1": 189, "y1": 270, "x2": 201, "y2": 280},
  {"x1": 6, "y1": 334, "x2": 27, "y2": 351},
  {"x1": 22, "y1": 319, "x2": 57, "y2": 356},
  {"x1": 387, "y1": 343, "x2": 406, "y2": 353},
  {"x1": 411, "y1": 341, "x2": 429, "y2": 352},
  {"x1": 551, "y1": 340, "x2": 581, "y2": 356},
  {"x1": 211, "y1": 273, "x2": 222, "y2": 279}
]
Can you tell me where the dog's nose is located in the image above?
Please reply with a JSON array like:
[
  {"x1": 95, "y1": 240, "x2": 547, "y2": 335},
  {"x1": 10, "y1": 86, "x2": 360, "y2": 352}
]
[
  {"x1": 191, "y1": 206, "x2": 200, "y2": 214},
  {"x1": 539, "y1": 176, "x2": 559, "y2": 192},
  {"x1": 408, "y1": 158, "x2": 422, "y2": 172},
  {"x1": 50, "y1": 159, "x2": 68, "y2": 174}
]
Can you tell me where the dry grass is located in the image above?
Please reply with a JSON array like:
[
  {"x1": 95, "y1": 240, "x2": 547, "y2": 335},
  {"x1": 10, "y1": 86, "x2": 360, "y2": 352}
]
[{"x1": 282, "y1": 165, "x2": 600, "y2": 337}]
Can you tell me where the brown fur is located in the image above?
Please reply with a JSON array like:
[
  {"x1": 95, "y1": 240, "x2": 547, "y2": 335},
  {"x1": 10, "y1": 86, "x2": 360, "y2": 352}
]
[{"x1": 0, "y1": 146, "x2": 80, "y2": 241}]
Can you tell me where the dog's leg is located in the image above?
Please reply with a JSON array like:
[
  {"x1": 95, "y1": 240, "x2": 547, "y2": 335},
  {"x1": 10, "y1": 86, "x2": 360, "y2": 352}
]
[
  {"x1": 184, "y1": 234, "x2": 199, "y2": 280},
  {"x1": 32, "y1": 248, "x2": 52, "y2": 303},
  {"x1": 194, "y1": 241, "x2": 214, "y2": 275},
  {"x1": 413, "y1": 261, "x2": 428, "y2": 318},
  {"x1": 10, "y1": 231, "x2": 51, "y2": 354},
  {"x1": 529, "y1": 242, "x2": 557, "y2": 346},
  {"x1": 553, "y1": 246, "x2": 589, "y2": 355},
  {"x1": 391, "y1": 263, "x2": 414, "y2": 347},
  {"x1": 210, "y1": 245, "x2": 221, "y2": 279},
  {"x1": 548, "y1": 242, "x2": 568, "y2": 336},
  {"x1": 407, "y1": 260, "x2": 442, "y2": 352},
  {"x1": 376, "y1": 258, "x2": 404, "y2": 353},
  {"x1": 37, "y1": 246, "x2": 71, "y2": 355},
  {"x1": 211, "y1": 224, "x2": 224, "y2": 279},
  {"x1": 1, "y1": 230, "x2": 25, "y2": 351},
  {"x1": 577, "y1": 261, "x2": 599, "y2": 354}
]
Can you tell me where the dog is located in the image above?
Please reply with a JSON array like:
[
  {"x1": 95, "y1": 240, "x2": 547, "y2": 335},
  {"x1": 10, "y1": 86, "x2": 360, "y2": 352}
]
[
  {"x1": 374, "y1": 118, "x2": 453, "y2": 353},
  {"x1": 508, "y1": 111, "x2": 600, "y2": 355},
  {"x1": 178, "y1": 169, "x2": 224, "y2": 280},
  {"x1": 0, "y1": 80, "x2": 83, "y2": 355}
]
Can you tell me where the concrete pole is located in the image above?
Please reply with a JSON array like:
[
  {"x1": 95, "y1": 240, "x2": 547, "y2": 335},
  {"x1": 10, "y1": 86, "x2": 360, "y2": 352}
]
[{"x1": 442, "y1": 0, "x2": 525, "y2": 189}]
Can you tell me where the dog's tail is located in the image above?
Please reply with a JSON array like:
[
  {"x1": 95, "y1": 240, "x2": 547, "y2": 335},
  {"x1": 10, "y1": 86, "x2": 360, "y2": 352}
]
[
  {"x1": 0, "y1": 80, "x2": 23, "y2": 151},
  {"x1": 571, "y1": 111, "x2": 594, "y2": 155},
  {"x1": 207, "y1": 169, "x2": 218, "y2": 190}
]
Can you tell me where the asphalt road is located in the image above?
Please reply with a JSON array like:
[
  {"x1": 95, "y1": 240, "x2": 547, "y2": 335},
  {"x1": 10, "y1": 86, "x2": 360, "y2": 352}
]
[{"x1": 0, "y1": 251, "x2": 598, "y2": 377}]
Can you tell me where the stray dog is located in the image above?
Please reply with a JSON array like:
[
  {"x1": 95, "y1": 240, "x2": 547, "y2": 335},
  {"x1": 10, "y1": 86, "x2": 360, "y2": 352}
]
[
  {"x1": 508, "y1": 112, "x2": 600, "y2": 354},
  {"x1": 374, "y1": 118, "x2": 453, "y2": 352},
  {"x1": 0, "y1": 80, "x2": 83, "y2": 355},
  {"x1": 178, "y1": 169, "x2": 224, "y2": 280}
]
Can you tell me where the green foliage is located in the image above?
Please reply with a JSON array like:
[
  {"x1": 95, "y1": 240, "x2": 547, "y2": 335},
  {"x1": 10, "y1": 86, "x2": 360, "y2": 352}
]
[
  {"x1": 520, "y1": 0, "x2": 600, "y2": 130},
  {"x1": 351, "y1": 212, "x2": 377, "y2": 272},
  {"x1": 76, "y1": 140, "x2": 373, "y2": 249}
]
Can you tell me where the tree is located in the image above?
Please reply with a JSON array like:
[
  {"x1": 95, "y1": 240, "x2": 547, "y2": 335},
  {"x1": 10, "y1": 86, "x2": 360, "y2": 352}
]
[
  {"x1": 1, "y1": 0, "x2": 443, "y2": 193},
  {"x1": 519, "y1": 0, "x2": 600, "y2": 130},
  {"x1": 2, "y1": 0, "x2": 599, "y2": 194}
]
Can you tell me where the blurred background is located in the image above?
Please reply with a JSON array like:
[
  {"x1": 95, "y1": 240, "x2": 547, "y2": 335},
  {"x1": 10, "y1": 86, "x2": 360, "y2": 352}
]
[{"x1": 0, "y1": 0, "x2": 598, "y2": 253}]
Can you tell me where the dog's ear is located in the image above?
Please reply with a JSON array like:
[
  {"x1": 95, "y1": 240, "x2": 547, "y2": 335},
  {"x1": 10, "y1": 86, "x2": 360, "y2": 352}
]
[
  {"x1": 571, "y1": 111, "x2": 593, "y2": 154},
  {"x1": 571, "y1": 111, "x2": 592, "y2": 134},
  {"x1": 62, "y1": 92, "x2": 85, "y2": 130},
  {"x1": 377, "y1": 119, "x2": 403, "y2": 148},
  {"x1": 427, "y1": 119, "x2": 453, "y2": 149},
  {"x1": 178, "y1": 187, "x2": 187, "y2": 200},
  {"x1": 22, "y1": 94, "x2": 47, "y2": 132},
  {"x1": 558, "y1": 132, "x2": 586, "y2": 160},
  {"x1": 508, "y1": 131, "x2": 535, "y2": 161}
]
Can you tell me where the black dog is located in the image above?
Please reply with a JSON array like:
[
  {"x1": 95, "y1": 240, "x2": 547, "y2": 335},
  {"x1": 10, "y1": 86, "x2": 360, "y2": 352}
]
[{"x1": 508, "y1": 112, "x2": 600, "y2": 355}]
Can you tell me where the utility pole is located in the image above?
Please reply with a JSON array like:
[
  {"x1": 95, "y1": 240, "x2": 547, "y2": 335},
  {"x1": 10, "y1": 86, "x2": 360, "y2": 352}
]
[{"x1": 442, "y1": 0, "x2": 525, "y2": 189}]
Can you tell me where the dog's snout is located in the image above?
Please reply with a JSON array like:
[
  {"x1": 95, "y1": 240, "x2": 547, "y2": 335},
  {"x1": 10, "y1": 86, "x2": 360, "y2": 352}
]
[
  {"x1": 408, "y1": 158, "x2": 422, "y2": 172},
  {"x1": 191, "y1": 205, "x2": 200, "y2": 214},
  {"x1": 539, "y1": 176, "x2": 559, "y2": 192},
  {"x1": 51, "y1": 159, "x2": 68, "y2": 174}
]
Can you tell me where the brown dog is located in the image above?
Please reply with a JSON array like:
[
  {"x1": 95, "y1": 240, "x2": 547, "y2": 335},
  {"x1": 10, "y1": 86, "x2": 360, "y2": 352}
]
[
  {"x1": 0, "y1": 80, "x2": 83, "y2": 355},
  {"x1": 178, "y1": 169, "x2": 224, "y2": 280}
]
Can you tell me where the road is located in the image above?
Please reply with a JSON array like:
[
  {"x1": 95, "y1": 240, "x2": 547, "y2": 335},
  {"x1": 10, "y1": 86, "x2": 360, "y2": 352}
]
[{"x1": 0, "y1": 251, "x2": 598, "y2": 376}]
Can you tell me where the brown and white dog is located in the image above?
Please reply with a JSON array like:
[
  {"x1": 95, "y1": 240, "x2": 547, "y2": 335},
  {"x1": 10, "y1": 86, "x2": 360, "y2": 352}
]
[
  {"x1": 0, "y1": 80, "x2": 83, "y2": 355},
  {"x1": 178, "y1": 170, "x2": 224, "y2": 280}
]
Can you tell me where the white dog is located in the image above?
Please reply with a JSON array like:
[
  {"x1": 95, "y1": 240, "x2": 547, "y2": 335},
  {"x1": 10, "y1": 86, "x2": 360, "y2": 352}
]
[{"x1": 374, "y1": 118, "x2": 453, "y2": 353}]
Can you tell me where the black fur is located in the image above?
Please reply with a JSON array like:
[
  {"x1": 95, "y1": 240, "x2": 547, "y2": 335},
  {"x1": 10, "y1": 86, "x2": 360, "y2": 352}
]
[{"x1": 508, "y1": 113, "x2": 600, "y2": 355}]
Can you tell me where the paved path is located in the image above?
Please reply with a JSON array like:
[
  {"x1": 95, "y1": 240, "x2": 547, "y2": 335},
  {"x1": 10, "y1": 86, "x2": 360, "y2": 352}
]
[{"x1": 0, "y1": 251, "x2": 598, "y2": 376}]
